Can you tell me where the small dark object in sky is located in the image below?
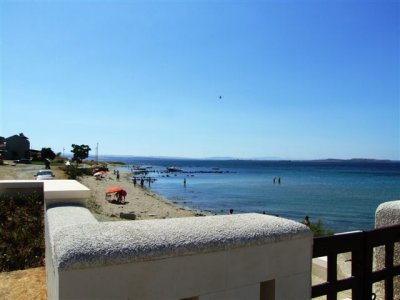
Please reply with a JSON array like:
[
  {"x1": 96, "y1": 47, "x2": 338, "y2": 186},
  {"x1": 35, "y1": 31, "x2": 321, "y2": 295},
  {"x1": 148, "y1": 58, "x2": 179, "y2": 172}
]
[{"x1": 219, "y1": 96, "x2": 222, "y2": 99}]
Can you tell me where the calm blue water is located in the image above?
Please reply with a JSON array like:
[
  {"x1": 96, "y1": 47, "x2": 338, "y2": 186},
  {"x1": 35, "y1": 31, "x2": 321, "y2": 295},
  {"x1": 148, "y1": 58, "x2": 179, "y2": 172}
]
[{"x1": 102, "y1": 156, "x2": 400, "y2": 233}]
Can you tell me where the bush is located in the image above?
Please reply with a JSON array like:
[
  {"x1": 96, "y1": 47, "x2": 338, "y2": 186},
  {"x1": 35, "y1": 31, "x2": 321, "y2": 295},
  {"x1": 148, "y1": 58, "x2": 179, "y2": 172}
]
[
  {"x1": 0, "y1": 192, "x2": 44, "y2": 271},
  {"x1": 310, "y1": 219, "x2": 334, "y2": 237},
  {"x1": 61, "y1": 165, "x2": 100, "y2": 179},
  {"x1": 61, "y1": 165, "x2": 79, "y2": 179}
]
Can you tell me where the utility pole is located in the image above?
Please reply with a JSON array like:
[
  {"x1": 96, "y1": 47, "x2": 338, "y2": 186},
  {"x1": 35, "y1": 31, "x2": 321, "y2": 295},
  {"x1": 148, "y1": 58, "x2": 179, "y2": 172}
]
[{"x1": 96, "y1": 143, "x2": 99, "y2": 165}]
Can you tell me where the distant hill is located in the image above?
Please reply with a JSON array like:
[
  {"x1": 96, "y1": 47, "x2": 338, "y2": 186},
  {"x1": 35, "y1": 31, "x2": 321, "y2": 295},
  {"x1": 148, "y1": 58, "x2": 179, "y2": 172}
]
[
  {"x1": 93, "y1": 154, "x2": 398, "y2": 163},
  {"x1": 311, "y1": 158, "x2": 394, "y2": 163}
]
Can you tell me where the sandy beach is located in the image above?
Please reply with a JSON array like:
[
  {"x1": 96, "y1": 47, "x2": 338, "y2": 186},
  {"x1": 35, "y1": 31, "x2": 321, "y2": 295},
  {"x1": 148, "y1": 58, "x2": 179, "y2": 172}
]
[
  {"x1": 79, "y1": 166, "x2": 205, "y2": 221},
  {"x1": 0, "y1": 161, "x2": 204, "y2": 221}
]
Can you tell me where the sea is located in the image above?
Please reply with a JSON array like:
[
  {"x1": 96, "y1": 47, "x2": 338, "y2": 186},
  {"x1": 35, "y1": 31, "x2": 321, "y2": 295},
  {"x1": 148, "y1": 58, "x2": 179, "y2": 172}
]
[{"x1": 99, "y1": 156, "x2": 400, "y2": 233}]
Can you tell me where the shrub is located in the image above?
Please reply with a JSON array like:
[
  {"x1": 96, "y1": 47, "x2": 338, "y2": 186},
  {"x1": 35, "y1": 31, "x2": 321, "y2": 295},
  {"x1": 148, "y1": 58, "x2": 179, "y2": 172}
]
[
  {"x1": 310, "y1": 219, "x2": 334, "y2": 237},
  {"x1": 0, "y1": 191, "x2": 44, "y2": 271},
  {"x1": 61, "y1": 165, "x2": 79, "y2": 179},
  {"x1": 61, "y1": 165, "x2": 99, "y2": 179}
]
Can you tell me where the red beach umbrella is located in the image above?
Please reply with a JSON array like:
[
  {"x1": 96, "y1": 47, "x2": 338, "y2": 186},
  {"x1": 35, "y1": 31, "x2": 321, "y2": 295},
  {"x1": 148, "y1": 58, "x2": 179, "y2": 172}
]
[
  {"x1": 94, "y1": 171, "x2": 107, "y2": 176},
  {"x1": 105, "y1": 187, "x2": 126, "y2": 196}
]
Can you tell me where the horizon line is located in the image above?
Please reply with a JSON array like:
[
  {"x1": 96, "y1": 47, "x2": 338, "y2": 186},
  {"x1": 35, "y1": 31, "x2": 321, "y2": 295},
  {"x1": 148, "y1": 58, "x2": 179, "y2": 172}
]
[{"x1": 86, "y1": 154, "x2": 399, "y2": 162}]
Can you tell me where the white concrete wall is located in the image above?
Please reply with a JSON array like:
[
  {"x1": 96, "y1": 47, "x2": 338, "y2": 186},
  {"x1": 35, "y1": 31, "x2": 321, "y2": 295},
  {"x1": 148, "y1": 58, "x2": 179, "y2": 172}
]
[
  {"x1": 42, "y1": 180, "x2": 90, "y2": 208},
  {"x1": 46, "y1": 206, "x2": 98, "y2": 300},
  {"x1": 46, "y1": 206, "x2": 312, "y2": 300},
  {"x1": 55, "y1": 236, "x2": 311, "y2": 300}
]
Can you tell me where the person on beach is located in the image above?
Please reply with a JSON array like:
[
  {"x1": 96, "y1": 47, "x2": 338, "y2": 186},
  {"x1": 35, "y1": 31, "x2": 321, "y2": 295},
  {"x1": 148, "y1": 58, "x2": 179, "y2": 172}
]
[
  {"x1": 45, "y1": 159, "x2": 51, "y2": 169},
  {"x1": 116, "y1": 170, "x2": 120, "y2": 181},
  {"x1": 116, "y1": 191, "x2": 125, "y2": 203},
  {"x1": 140, "y1": 178, "x2": 144, "y2": 187},
  {"x1": 229, "y1": 209, "x2": 234, "y2": 214},
  {"x1": 303, "y1": 215, "x2": 310, "y2": 226},
  {"x1": 133, "y1": 177, "x2": 137, "y2": 186}
]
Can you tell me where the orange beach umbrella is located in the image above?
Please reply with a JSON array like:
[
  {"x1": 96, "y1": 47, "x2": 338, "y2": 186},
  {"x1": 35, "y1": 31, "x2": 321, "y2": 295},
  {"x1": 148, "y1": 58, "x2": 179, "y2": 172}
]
[{"x1": 105, "y1": 187, "x2": 127, "y2": 196}]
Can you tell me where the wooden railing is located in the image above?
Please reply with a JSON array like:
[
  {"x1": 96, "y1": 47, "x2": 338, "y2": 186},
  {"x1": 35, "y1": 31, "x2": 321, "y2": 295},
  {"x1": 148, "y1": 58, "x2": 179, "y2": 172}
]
[{"x1": 312, "y1": 224, "x2": 400, "y2": 300}]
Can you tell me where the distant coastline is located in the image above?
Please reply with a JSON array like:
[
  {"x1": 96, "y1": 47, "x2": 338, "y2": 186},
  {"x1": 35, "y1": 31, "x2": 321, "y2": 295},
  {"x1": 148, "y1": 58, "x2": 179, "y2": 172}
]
[
  {"x1": 310, "y1": 158, "x2": 395, "y2": 163},
  {"x1": 87, "y1": 154, "x2": 399, "y2": 164}
]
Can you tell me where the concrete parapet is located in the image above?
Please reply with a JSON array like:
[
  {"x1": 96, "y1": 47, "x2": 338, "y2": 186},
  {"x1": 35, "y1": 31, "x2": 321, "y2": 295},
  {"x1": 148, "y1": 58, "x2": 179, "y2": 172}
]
[
  {"x1": 46, "y1": 209, "x2": 312, "y2": 300},
  {"x1": 42, "y1": 180, "x2": 90, "y2": 208},
  {"x1": 375, "y1": 200, "x2": 400, "y2": 298},
  {"x1": 375, "y1": 200, "x2": 400, "y2": 228}
]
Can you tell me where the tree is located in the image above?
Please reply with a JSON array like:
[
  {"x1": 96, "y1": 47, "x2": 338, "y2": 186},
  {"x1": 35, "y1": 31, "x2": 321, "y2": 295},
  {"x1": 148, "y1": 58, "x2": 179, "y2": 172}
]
[
  {"x1": 41, "y1": 147, "x2": 56, "y2": 160},
  {"x1": 71, "y1": 144, "x2": 91, "y2": 165}
]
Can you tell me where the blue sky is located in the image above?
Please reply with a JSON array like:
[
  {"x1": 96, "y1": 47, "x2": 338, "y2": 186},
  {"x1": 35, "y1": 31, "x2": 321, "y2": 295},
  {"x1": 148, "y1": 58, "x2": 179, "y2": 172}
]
[{"x1": 1, "y1": 0, "x2": 399, "y2": 160}]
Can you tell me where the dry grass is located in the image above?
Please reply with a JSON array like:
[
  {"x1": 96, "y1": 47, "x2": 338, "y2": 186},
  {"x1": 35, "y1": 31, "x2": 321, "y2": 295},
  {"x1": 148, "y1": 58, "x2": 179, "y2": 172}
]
[{"x1": 0, "y1": 267, "x2": 47, "y2": 300}]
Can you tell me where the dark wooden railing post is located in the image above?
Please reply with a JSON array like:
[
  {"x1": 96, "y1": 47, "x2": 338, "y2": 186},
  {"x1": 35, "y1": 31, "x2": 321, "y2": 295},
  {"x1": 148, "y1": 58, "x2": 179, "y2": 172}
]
[{"x1": 312, "y1": 224, "x2": 400, "y2": 300}]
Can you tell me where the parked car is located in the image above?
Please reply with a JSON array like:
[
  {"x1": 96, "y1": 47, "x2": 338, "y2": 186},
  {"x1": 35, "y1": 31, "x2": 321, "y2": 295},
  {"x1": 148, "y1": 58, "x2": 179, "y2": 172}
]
[
  {"x1": 35, "y1": 170, "x2": 55, "y2": 180},
  {"x1": 14, "y1": 158, "x2": 32, "y2": 164}
]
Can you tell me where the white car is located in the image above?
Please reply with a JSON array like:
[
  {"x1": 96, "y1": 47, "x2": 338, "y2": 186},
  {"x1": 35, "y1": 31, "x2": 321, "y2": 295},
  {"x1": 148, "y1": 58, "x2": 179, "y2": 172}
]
[{"x1": 35, "y1": 170, "x2": 55, "y2": 180}]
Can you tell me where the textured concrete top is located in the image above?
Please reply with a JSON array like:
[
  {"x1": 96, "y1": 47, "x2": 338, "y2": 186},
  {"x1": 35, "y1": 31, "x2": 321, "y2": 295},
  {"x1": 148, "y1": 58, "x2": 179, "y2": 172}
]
[
  {"x1": 48, "y1": 210, "x2": 311, "y2": 270},
  {"x1": 47, "y1": 206, "x2": 98, "y2": 237},
  {"x1": 375, "y1": 200, "x2": 400, "y2": 228}
]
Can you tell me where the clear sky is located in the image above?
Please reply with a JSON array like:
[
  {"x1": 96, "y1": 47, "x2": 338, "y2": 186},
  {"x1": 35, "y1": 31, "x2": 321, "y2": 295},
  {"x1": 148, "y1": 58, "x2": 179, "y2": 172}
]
[{"x1": 1, "y1": 0, "x2": 399, "y2": 160}]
